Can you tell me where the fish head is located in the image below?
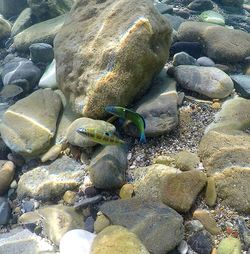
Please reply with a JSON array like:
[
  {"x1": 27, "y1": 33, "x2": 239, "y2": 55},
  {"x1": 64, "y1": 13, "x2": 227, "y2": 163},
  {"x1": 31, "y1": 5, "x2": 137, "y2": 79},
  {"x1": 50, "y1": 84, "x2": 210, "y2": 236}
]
[
  {"x1": 105, "y1": 105, "x2": 116, "y2": 114},
  {"x1": 76, "y1": 128, "x2": 88, "y2": 135}
]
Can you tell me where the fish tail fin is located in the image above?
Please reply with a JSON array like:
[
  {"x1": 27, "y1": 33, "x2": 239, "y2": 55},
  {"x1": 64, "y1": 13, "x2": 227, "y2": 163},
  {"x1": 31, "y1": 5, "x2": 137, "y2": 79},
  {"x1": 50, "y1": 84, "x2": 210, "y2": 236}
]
[{"x1": 139, "y1": 133, "x2": 146, "y2": 144}]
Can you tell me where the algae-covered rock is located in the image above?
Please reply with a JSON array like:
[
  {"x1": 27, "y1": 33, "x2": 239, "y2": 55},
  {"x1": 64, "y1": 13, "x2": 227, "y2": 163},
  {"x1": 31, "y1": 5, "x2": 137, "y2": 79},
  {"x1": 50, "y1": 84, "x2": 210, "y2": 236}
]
[
  {"x1": 54, "y1": 0, "x2": 172, "y2": 119},
  {"x1": 217, "y1": 236, "x2": 242, "y2": 254},
  {"x1": 91, "y1": 225, "x2": 150, "y2": 254}
]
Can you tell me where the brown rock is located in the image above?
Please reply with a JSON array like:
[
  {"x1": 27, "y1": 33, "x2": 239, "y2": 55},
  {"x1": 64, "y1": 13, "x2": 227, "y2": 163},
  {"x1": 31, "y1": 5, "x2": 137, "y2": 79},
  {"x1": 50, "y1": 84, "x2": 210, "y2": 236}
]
[
  {"x1": 54, "y1": 0, "x2": 172, "y2": 118},
  {"x1": 160, "y1": 170, "x2": 207, "y2": 212},
  {"x1": 94, "y1": 214, "x2": 111, "y2": 233},
  {"x1": 193, "y1": 209, "x2": 221, "y2": 235},
  {"x1": 174, "y1": 150, "x2": 200, "y2": 171},
  {"x1": 0, "y1": 161, "x2": 15, "y2": 195},
  {"x1": 119, "y1": 184, "x2": 134, "y2": 199}
]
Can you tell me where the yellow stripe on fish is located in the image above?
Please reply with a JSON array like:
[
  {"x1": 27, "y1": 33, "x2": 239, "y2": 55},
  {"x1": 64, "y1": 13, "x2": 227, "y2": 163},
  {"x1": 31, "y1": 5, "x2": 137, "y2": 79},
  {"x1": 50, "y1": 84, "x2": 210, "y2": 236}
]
[{"x1": 77, "y1": 128, "x2": 125, "y2": 145}]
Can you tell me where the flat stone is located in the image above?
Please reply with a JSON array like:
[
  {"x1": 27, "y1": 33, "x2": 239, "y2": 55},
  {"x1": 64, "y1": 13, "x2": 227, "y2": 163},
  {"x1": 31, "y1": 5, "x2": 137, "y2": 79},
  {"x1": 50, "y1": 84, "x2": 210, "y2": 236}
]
[
  {"x1": 0, "y1": 227, "x2": 55, "y2": 254},
  {"x1": 54, "y1": 0, "x2": 172, "y2": 118},
  {"x1": 13, "y1": 14, "x2": 66, "y2": 52},
  {"x1": 100, "y1": 199, "x2": 184, "y2": 254},
  {"x1": 17, "y1": 156, "x2": 85, "y2": 200},
  {"x1": 173, "y1": 52, "x2": 198, "y2": 66},
  {"x1": 160, "y1": 170, "x2": 207, "y2": 212},
  {"x1": 91, "y1": 225, "x2": 150, "y2": 254},
  {"x1": 199, "y1": 10, "x2": 225, "y2": 26},
  {"x1": 171, "y1": 65, "x2": 234, "y2": 99},
  {"x1": 0, "y1": 89, "x2": 62, "y2": 157}
]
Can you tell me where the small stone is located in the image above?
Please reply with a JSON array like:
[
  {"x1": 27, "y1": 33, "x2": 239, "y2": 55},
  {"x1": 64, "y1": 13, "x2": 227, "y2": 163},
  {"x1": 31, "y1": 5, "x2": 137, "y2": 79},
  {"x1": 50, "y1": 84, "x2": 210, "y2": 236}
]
[
  {"x1": 237, "y1": 218, "x2": 250, "y2": 250},
  {"x1": 205, "y1": 177, "x2": 217, "y2": 206},
  {"x1": 91, "y1": 225, "x2": 150, "y2": 254},
  {"x1": 174, "y1": 151, "x2": 200, "y2": 171},
  {"x1": 188, "y1": 0, "x2": 213, "y2": 12},
  {"x1": 217, "y1": 237, "x2": 241, "y2": 254},
  {"x1": 185, "y1": 220, "x2": 204, "y2": 233},
  {"x1": 119, "y1": 184, "x2": 134, "y2": 199},
  {"x1": 84, "y1": 216, "x2": 95, "y2": 233},
  {"x1": 199, "y1": 10, "x2": 225, "y2": 26},
  {"x1": 74, "y1": 195, "x2": 103, "y2": 209},
  {"x1": 0, "y1": 161, "x2": 15, "y2": 195},
  {"x1": 40, "y1": 143, "x2": 63, "y2": 162},
  {"x1": 193, "y1": 209, "x2": 221, "y2": 235},
  {"x1": 177, "y1": 240, "x2": 188, "y2": 254},
  {"x1": 173, "y1": 52, "x2": 197, "y2": 66},
  {"x1": 153, "y1": 155, "x2": 175, "y2": 166},
  {"x1": 197, "y1": 56, "x2": 215, "y2": 67},
  {"x1": 94, "y1": 214, "x2": 111, "y2": 233},
  {"x1": 0, "y1": 197, "x2": 11, "y2": 225},
  {"x1": 29, "y1": 43, "x2": 54, "y2": 64},
  {"x1": 60, "y1": 229, "x2": 96, "y2": 254},
  {"x1": 63, "y1": 190, "x2": 76, "y2": 205},
  {"x1": 187, "y1": 230, "x2": 213, "y2": 254},
  {"x1": 22, "y1": 200, "x2": 34, "y2": 212}
]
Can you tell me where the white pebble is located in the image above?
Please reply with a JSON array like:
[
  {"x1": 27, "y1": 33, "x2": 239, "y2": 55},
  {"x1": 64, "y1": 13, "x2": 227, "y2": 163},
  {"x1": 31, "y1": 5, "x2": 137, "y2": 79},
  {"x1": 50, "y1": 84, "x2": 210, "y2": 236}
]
[{"x1": 60, "y1": 229, "x2": 96, "y2": 254}]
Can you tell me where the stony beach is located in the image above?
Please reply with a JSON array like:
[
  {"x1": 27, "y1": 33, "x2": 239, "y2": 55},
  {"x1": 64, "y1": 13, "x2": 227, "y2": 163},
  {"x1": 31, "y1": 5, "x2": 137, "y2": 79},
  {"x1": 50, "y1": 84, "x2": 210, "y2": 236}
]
[{"x1": 0, "y1": 0, "x2": 250, "y2": 253}]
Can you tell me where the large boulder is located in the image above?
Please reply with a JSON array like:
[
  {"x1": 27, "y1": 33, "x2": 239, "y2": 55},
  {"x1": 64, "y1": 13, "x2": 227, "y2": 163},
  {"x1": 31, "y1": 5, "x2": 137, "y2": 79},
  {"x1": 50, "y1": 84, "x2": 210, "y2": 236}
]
[
  {"x1": 54, "y1": 0, "x2": 172, "y2": 119},
  {"x1": 177, "y1": 21, "x2": 250, "y2": 63},
  {"x1": 0, "y1": 89, "x2": 62, "y2": 157},
  {"x1": 13, "y1": 14, "x2": 66, "y2": 52}
]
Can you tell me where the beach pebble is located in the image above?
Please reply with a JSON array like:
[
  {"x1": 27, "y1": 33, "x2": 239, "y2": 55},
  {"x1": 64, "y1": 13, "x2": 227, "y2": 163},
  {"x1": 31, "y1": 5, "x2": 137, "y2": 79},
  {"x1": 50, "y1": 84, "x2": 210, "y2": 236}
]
[
  {"x1": 205, "y1": 176, "x2": 217, "y2": 206},
  {"x1": 173, "y1": 52, "x2": 197, "y2": 66},
  {"x1": 119, "y1": 184, "x2": 134, "y2": 199},
  {"x1": 40, "y1": 143, "x2": 63, "y2": 162},
  {"x1": 0, "y1": 161, "x2": 15, "y2": 196},
  {"x1": 174, "y1": 150, "x2": 200, "y2": 171},
  {"x1": 231, "y1": 75, "x2": 250, "y2": 99},
  {"x1": 94, "y1": 214, "x2": 110, "y2": 233},
  {"x1": 38, "y1": 59, "x2": 57, "y2": 89},
  {"x1": 29, "y1": 43, "x2": 54, "y2": 64},
  {"x1": 199, "y1": 10, "x2": 225, "y2": 26},
  {"x1": 63, "y1": 190, "x2": 77, "y2": 205},
  {"x1": 197, "y1": 57, "x2": 215, "y2": 67},
  {"x1": 217, "y1": 237, "x2": 241, "y2": 254},
  {"x1": 188, "y1": 0, "x2": 213, "y2": 12},
  {"x1": 60, "y1": 229, "x2": 96, "y2": 254}
]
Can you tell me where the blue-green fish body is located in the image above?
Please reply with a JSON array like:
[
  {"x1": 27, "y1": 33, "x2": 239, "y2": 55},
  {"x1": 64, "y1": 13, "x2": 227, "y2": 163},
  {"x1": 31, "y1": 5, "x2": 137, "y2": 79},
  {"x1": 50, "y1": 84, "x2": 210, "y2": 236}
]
[
  {"x1": 105, "y1": 106, "x2": 146, "y2": 143},
  {"x1": 77, "y1": 128, "x2": 125, "y2": 145}
]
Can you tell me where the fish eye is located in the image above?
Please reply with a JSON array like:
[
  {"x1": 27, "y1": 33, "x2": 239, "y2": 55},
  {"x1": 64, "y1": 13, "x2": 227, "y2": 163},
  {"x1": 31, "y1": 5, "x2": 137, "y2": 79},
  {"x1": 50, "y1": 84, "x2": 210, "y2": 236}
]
[{"x1": 105, "y1": 132, "x2": 112, "y2": 136}]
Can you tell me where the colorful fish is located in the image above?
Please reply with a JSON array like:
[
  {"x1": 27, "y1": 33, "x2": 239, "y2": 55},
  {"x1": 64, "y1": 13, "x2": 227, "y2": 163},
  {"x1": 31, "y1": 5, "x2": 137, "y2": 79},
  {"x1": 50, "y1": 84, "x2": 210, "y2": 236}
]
[
  {"x1": 105, "y1": 106, "x2": 146, "y2": 143},
  {"x1": 77, "y1": 128, "x2": 125, "y2": 145}
]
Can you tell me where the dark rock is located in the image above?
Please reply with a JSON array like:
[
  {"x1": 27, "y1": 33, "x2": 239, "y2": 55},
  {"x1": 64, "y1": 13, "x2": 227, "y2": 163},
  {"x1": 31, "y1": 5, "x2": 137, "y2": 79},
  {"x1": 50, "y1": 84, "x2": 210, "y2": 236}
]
[
  {"x1": 231, "y1": 75, "x2": 250, "y2": 99},
  {"x1": 163, "y1": 14, "x2": 185, "y2": 30},
  {"x1": 197, "y1": 56, "x2": 215, "y2": 67},
  {"x1": 237, "y1": 217, "x2": 250, "y2": 250},
  {"x1": 173, "y1": 52, "x2": 198, "y2": 66},
  {"x1": 155, "y1": 3, "x2": 173, "y2": 14},
  {"x1": 0, "y1": 197, "x2": 11, "y2": 225},
  {"x1": 170, "y1": 42, "x2": 203, "y2": 58},
  {"x1": 29, "y1": 43, "x2": 54, "y2": 64},
  {"x1": 187, "y1": 230, "x2": 213, "y2": 254},
  {"x1": 188, "y1": 0, "x2": 213, "y2": 12},
  {"x1": 0, "y1": 138, "x2": 10, "y2": 160},
  {"x1": 0, "y1": 85, "x2": 24, "y2": 103},
  {"x1": 100, "y1": 199, "x2": 184, "y2": 254},
  {"x1": 85, "y1": 186, "x2": 98, "y2": 198},
  {"x1": 0, "y1": 0, "x2": 27, "y2": 18},
  {"x1": 174, "y1": 8, "x2": 190, "y2": 19},
  {"x1": 84, "y1": 216, "x2": 95, "y2": 233},
  {"x1": 88, "y1": 146, "x2": 127, "y2": 190},
  {"x1": 74, "y1": 195, "x2": 103, "y2": 209},
  {"x1": 1, "y1": 57, "x2": 41, "y2": 92}
]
